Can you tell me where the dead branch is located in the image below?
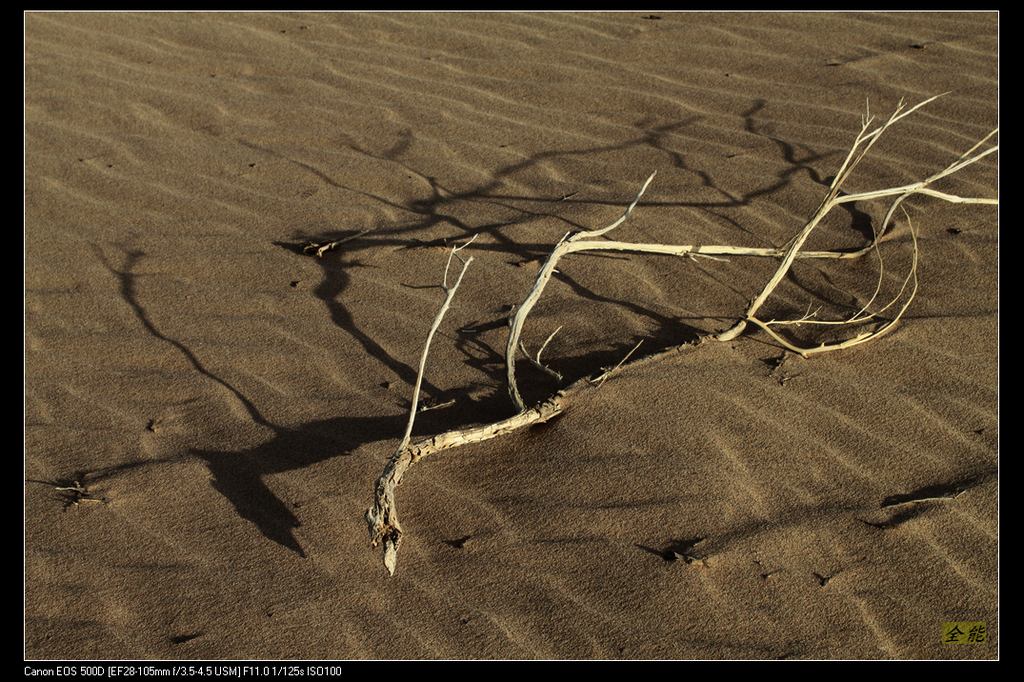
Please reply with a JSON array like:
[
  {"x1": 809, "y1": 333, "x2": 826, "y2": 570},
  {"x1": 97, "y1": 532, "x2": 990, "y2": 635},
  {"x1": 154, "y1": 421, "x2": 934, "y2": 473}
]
[
  {"x1": 506, "y1": 96, "x2": 997, "y2": 409},
  {"x1": 366, "y1": 239, "x2": 475, "y2": 575},
  {"x1": 716, "y1": 96, "x2": 997, "y2": 344},
  {"x1": 367, "y1": 95, "x2": 996, "y2": 575},
  {"x1": 303, "y1": 229, "x2": 376, "y2": 257}
]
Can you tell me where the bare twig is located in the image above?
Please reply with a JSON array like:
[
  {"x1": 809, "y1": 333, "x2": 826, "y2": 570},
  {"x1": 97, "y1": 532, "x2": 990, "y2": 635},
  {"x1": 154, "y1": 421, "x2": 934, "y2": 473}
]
[
  {"x1": 417, "y1": 398, "x2": 456, "y2": 413},
  {"x1": 717, "y1": 98, "x2": 997, "y2": 344},
  {"x1": 519, "y1": 325, "x2": 565, "y2": 383},
  {"x1": 366, "y1": 243, "x2": 475, "y2": 575},
  {"x1": 303, "y1": 229, "x2": 375, "y2": 257},
  {"x1": 590, "y1": 339, "x2": 644, "y2": 387},
  {"x1": 28, "y1": 478, "x2": 106, "y2": 509}
]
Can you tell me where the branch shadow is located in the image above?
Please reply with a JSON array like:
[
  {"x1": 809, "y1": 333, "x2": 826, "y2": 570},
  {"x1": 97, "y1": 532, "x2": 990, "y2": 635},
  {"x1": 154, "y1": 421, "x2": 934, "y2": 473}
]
[
  {"x1": 87, "y1": 243, "x2": 531, "y2": 557},
  {"x1": 76, "y1": 101, "x2": 881, "y2": 558},
  {"x1": 272, "y1": 101, "x2": 857, "y2": 384},
  {"x1": 448, "y1": 270, "x2": 704, "y2": 409}
]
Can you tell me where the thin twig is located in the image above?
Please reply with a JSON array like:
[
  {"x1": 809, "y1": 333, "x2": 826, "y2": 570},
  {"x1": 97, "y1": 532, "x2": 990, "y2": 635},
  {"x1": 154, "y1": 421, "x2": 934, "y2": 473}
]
[
  {"x1": 367, "y1": 246, "x2": 474, "y2": 575},
  {"x1": 304, "y1": 229, "x2": 375, "y2": 257},
  {"x1": 590, "y1": 339, "x2": 644, "y2": 387},
  {"x1": 519, "y1": 325, "x2": 565, "y2": 382},
  {"x1": 417, "y1": 398, "x2": 456, "y2": 413}
]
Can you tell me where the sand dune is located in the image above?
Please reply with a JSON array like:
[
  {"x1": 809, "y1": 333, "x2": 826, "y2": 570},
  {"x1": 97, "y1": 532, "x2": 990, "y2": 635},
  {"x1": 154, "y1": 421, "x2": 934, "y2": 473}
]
[{"x1": 25, "y1": 12, "x2": 997, "y2": 659}]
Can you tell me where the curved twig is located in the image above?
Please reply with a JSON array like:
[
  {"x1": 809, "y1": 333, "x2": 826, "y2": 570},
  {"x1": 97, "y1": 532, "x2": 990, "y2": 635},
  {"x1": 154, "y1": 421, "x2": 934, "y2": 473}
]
[{"x1": 366, "y1": 243, "x2": 475, "y2": 575}]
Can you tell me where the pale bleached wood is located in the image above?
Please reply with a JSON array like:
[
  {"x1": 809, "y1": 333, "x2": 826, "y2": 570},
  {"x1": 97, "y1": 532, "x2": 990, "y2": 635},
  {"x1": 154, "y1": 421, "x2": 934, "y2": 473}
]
[
  {"x1": 520, "y1": 325, "x2": 564, "y2": 383},
  {"x1": 751, "y1": 209, "x2": 921, "y2": 357},
  {"x1": 366, "y1": 241, "x2": 475, "y2": 575},
  {"x1": 716, "y1": 100, "x2": 997, "y2": 344},
  {"x1": 367, "y1": 96, "x2": 996, "y2": 575},
  {"x1": 505, "y1": 97, "x2": 999, "y2": 409}
]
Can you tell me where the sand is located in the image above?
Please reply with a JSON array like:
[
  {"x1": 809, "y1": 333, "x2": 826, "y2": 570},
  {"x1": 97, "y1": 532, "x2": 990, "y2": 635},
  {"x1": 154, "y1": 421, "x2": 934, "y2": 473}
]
[{"x1": 25, "y1": 11, "x2": 998, "y2": 659}]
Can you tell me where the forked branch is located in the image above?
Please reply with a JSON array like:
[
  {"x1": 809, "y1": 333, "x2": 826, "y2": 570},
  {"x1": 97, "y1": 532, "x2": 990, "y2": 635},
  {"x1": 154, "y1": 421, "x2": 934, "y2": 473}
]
[
  {"x1": 368, "y1": 95, "x2": 997, "y2": 575},
  {"x1": 366, "y1": 240, "x2": 474, "y2": 575},
  {"x1": 506, "y1": 96, "x2": 997, "y2": 407},
  {"x1": 716, "y1": 96, "x2": 997, "y2": 343},
  {"x1": 366, "y1": 239, "x2": 564, "y2": 575}
]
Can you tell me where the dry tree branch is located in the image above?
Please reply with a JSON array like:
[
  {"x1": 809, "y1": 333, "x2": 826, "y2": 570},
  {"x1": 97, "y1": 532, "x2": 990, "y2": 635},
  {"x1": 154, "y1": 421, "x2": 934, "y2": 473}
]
[
  {"x1": 366, "y1": 239, "x2": 475, "y2": 575},
  {"x1": 366, "y1": 238, "x2": 566, "y2": 574},
  {"x1": 505, "y1": 96, "x2": 995, "y2": 408},
  {"x1": 520, "y1": 325, "x2": 565, "y2": 383},
  {"x1": 367, "y1": 95, "x2": 996, "y2": 575},
  {"x1": 717, "y1": 98, "x2": 997, "y2": 344},
  {"x1": 367, "y1": 392, "x2": 563, "y2": 575},
  {"x1": 500, "y1": 180, "x2": 883, "y2": 410}
]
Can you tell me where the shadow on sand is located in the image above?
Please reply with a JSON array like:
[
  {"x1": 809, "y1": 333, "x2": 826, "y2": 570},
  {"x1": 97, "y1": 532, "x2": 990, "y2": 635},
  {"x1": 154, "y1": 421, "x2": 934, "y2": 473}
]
[{"x1": 80, "y1": 101, "x2": 873, "y2": 556}]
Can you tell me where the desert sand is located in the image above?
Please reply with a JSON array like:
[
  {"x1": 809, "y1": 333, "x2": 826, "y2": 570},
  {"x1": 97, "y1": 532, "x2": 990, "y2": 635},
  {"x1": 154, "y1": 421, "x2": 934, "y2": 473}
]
[{"x1": 25, "y1": 12, "x2": 997, "y2": 659}]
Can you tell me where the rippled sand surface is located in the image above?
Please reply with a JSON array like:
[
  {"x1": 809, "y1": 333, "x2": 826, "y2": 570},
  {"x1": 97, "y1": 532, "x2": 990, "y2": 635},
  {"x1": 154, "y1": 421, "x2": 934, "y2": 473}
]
[{"x1": 25, "y1": 12, "x2": 997, "y2": 659}]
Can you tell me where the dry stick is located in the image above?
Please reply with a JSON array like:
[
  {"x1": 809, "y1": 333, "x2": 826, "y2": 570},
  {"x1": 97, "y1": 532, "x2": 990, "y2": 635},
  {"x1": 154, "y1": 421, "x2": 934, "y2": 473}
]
[
  {"x1": 304, "y1": 228, "x2": 376, "y2": 257},
  {"x1": 366, "y1": 242, "x2": 474, "y2": 575},
  {"x1": 367, "y1": 96, "x2": 996, "y2": 573},
  {"x1": 520, "y1": 325, "x2": 565, "y2": 383},
  {"x1": 366, "y1": 241, "x2": 568, "y2": 575},
  {"x1": 367, "y1": 393, "x2": 563, "y2": 575},
  {"x1": 418, "y1": 398, "x2": 456, "y2": 413},
  {"x1": 504, "y1": 173, "x2": 649, "y2": 411},
  {"x1": 371, "y1": 330, "x2": 707, "y2": 574},
  {"x1": 590, "y1": 339, "x2": 644, "y2": 387},
  {"x1": 505, "y1": 98, "x2": 995, "y2": 409},
  {"x1": 716, "y1": 101, "x2": 997, "y2": 344}
]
